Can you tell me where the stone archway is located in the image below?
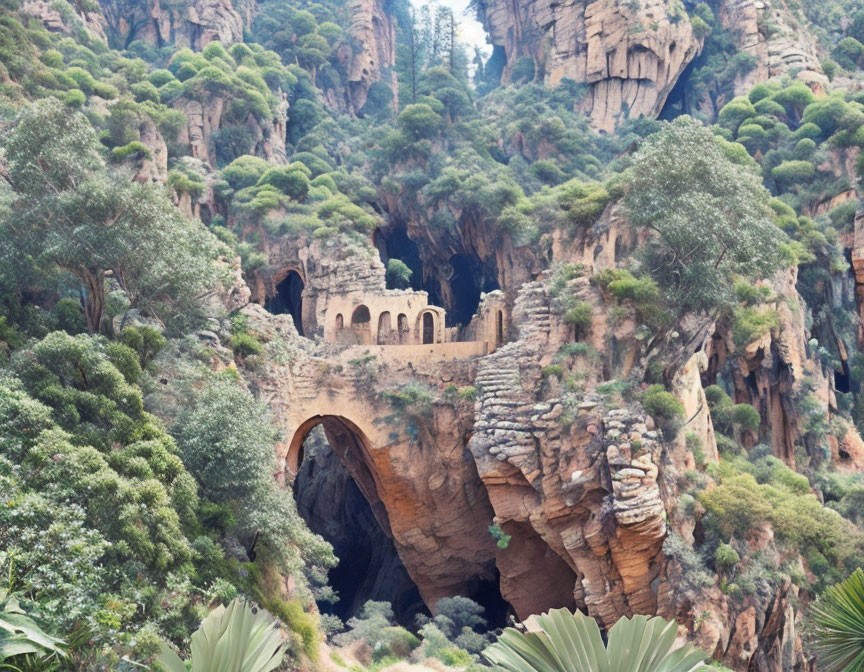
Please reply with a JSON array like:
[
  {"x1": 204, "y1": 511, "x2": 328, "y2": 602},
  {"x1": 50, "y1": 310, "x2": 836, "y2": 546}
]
[
  {"x1": 286, "y1": 415, "x2": 382, "y2": 525},
  {"x1": 351, "y1": 305, "x2": 372, "y2": 344},
  {"x1": 377, "y1": 311, "x2": 392, "y2": 344},
  {"x1": 279, "y1": 397, "x2": 511, "y2": 624},
  {"x1": 287, "y1": 414, "x2": 427, "y2": 622}
]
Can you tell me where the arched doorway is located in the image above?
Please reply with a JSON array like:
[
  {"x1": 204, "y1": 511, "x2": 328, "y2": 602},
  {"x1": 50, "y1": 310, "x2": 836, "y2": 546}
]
[
  {"x1": 351, "y1": 305, "x2": 372, "y2": 344},
  {"x1": 377, "y1": 311, "x2": 392, "y2": 344},
  {"x1": 397, "y1": 314, "x2": 408, "y2": 343},
  {"x1": 265, "y1": 269, "x2": 305, "y2": 336},
  {"x1": 287, "y1": 416, "x2": 426, "y2": 624},
  {"x1": 335, "y1": 313, "x2": 344, "y2": 331},
  {"x1": 422, "y1": 312, "x2": 435, "y2": 344}
]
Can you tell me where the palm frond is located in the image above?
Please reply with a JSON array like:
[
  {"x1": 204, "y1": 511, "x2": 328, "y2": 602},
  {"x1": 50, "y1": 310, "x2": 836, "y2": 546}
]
[
  {"x1": 483, "y1": 607, "x2": 708, "y2": 672},
  {"x1": 811, "y1": 568, "x2": 864, "y2": 672}
]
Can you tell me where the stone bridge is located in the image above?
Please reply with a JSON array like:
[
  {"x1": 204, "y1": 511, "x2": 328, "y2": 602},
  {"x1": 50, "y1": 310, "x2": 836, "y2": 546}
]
[{"x1": 241, "y1": 276, "x2": 695, "y2": 623}]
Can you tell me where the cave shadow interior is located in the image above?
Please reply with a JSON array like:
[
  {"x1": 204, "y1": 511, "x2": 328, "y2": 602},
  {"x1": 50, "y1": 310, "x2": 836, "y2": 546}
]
[
  {"x1": 265, "y1": 270, "x2": 304, "y2": 336},
  {"x1": 292, "y1": 421, "x2": 510, "y2": 629}
]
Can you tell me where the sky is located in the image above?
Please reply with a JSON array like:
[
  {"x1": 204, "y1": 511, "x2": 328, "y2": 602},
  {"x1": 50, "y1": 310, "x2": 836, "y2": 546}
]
[{"x1": 410, "y1": 0, "x2": 492, "y2": 57}]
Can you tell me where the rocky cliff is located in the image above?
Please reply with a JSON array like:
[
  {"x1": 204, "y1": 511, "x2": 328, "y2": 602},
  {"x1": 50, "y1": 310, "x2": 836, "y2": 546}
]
[
  {"x1": 477, "y1": 0, "x2": 705, "y2": 131},
  {"x1": 103, "y1": 0, "x2": 250, "y2": 50},
  {"x1": 716, "y1": 0, "x2": 826, "y2": 97},
  {"x1": 337, "y1": 0, "x2": 399, "y2": 114}
]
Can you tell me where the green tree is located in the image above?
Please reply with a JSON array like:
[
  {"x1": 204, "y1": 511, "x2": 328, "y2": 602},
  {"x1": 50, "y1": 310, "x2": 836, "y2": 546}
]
[
  {"x1": 624, "y1": 117, "x2": 784, "y2": 314},
  {"x1": 386, "y1": 259, "x2": 413, "y2": 289},
  {"x1": 2, "y1": 100, "x2": 227, "y2": 334},
  {"x1": 172, "y1": 377, "x2": 334, "y2": 576}
]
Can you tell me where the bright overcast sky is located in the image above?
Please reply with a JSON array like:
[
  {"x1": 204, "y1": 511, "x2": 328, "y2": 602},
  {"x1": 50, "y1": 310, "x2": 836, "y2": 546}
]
[{"x1": 410, "y1": 0, "x2": 491, "y2": 56}]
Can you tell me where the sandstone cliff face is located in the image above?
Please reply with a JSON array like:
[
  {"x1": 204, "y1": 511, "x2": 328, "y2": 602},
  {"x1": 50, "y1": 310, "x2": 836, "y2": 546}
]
[
  {"x1": 716, "y1": 0, "x2": 827, "y2": 97},
  {"x1": 232, "y1": 197, "x2": 857, "y2": 670},
  {"x1": 478, "y1": 0, "x2": 704, "y2": 131},
  {"x1": 23, "y1": 0, "x2": 107, "y2": 41},
  {"x1": 173, "y1": 92, "x2": 289, "y2": 167},
  {"x1": 110, "y1": 0, "x2": 250, "y2": 50},
  {"x1": 336, "y1": 0, "x2": 399, "y2": 114}
]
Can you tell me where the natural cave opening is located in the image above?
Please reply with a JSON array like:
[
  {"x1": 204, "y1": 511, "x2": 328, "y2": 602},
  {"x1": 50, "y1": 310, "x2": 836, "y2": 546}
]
[
  {"x1": 464, "y1": 569, "x2": 510, "y2": 629},
  {"x1": 659, "y1": 53, "x2": 702, "y2": 121},
  {"x1": 265, "y1": 270, "x2": 304, "y2": 336},
  {"x1": 449, "y1": 253, "x2": 499, "y2": 327},
  {"x1": 293, "y1": 426, "x2": 427, "y2": 626},
  {"x1": 374, "y1": 224, "x2": 500, "y2": 328},
  {"x1": 374, "y1": 225, "x2": 424, "y2": 292}
]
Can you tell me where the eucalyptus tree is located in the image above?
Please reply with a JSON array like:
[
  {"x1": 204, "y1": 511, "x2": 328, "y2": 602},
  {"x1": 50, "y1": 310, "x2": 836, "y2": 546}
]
[
  {"x1": 624, "y1": 116, "x2": 785, "y2": 316},
  {"x1": 1, "y1": 98, "x2": 227, "y2": 334}
]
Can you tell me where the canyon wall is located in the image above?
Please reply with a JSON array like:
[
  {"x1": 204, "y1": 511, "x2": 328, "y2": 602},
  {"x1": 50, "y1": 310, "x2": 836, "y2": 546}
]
[{"x1": 477, "y1": 0, "x2": 705, "y2": 131}]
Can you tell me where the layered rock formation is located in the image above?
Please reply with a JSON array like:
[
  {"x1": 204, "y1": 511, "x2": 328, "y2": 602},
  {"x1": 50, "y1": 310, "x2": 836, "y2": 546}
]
[
  {"x1": 716, "y1": 0, "x2": 827, "y2": 96},
  {"x1": 102, "y1": 0, "x2": 250, "y2": 50},
  {"x1": 336, "y1": 0, "x2": 399, "y2": 114},
  {"x1": 173, "y1": 92, "x2": 289, "y2": 166},
  {"x1": 477, "y1": 0, "x2": 705, "y2": 131},
  {"x1": 23, "y1": 0, "x2": 107, "y2": 41}
]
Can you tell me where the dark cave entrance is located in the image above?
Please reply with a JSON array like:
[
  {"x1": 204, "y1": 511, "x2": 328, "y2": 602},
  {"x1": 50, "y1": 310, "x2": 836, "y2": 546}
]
[
  {"x1": 466, "y1": 569, "x2": 510, "y2": 629},
  {"x1": 293, "y1": 425, "x2": 427, "y2": 626},
  {"x1": 289, "y1": 419, "x2": 513, "y2": 630},
  {"x1": 374, "y1": 225, "x2": 424, "y2": 292},
  {"x1": 265, "y1": 270, "x2": 304, "y2": 336},
  {"x1": 374, "y1": 224, "x2": 500, "y2": 328},
  {"x1": 449, "y1": 253, "x2": 499, "y2": 327}
]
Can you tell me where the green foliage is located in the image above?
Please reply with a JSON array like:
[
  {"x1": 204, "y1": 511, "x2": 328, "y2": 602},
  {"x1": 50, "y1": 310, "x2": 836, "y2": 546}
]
[
  {"x1": 397, "y1": 103, "x2": 442, "y2": 140},
  {"x1": 700, "y1": 456, "x2": 864, "y2": 586},
  {"x1": 483, "y1": 608, "x2": 708, "y2": 672},
  {"x1": 564, "y1": 301, "x2": 593, "y2": 337},
  {"x1": 10, "y1": 332, "x2": 195, "y2": 571},
  {"x1": 2, "y1": 99, "x2": 228, "y2": 334},
  {"x1": 624, "y1": 117, "x2": 783, "y2": 314},
  {"x1": 230, "y1": 331, "x2": 263, "y2": 357},
  {"x1": 641, "y1": 385, "x2": 685, "y2": 435},
  {"x1": 714, "y1": 544, "x2": 740, "y2": 573},
  {"x1": 771, "y1": 160, "x2": 816, "y2": 187},
  {"x1": 731, "y1": 306, "x2": 778, "y2": 350},
  {"x1": 810, "y1": 568, "x2": 864, "y2": 672},
  {"x1": 0, "y1": 583, "x2": 68, "y2": 664},
  {"x1": 386, "y1": 259, "x2": 413, "y2": 289},
  {"x1": 489, "y1": 523, "x2": 511, "y2": 549},
  {"x1": 157, "y1": 600, "x2": 285, "y2": 672},
  {"x1": 730, "y1": 403, "x2": 760, "y2": 432},
  {"x1": 257, "y1": 165, "x2": 311, "y2": 201},
  {"x1": 833, "y1": 37, "x2": 864, "y2": 69},
  {"x1": 171, "y1": 375, "x2": 333, "y2": 579}
]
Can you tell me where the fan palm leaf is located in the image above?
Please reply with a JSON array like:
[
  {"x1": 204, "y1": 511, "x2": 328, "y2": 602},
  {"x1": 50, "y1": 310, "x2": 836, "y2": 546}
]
[
  {"x1": 157, "y1": 599, "x2": 286, "y2": 672},
  {"x1": 811, "y1": 568, "x2": 864, "y2": 672},
  {"x1": 483, "y1": 608, "x2": 707, "y2": 672}
]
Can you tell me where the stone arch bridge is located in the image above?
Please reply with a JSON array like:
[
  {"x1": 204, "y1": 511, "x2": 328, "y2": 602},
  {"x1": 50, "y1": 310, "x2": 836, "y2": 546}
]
[{"x1": 242, "y1": 276, "x2": 696, "y2": 625}]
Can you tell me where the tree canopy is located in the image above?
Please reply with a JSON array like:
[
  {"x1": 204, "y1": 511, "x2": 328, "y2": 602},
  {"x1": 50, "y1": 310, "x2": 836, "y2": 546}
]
[{"x1": 624, "y1": 116, "x2": 785, "y2": 314}]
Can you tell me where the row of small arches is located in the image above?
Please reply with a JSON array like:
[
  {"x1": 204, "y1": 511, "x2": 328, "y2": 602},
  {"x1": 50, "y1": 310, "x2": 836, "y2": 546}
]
[{"x1": 335, "y1": 305, "x2": 437, "y2": 344}]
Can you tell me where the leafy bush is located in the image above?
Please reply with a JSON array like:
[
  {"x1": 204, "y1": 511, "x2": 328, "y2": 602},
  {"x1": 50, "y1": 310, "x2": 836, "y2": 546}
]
[
  {"x1": 230, "y1": 331, "x2": 263, "y2": 357},
  {"x1": 641, "y1": 385, "x2": 685, "y2": 436},
  {"x1": 386, "y1": 259, "x2": 413, "y2": 289},
  {"x1": 731, "y1": 403, "x2": 760, "y2": 432},
  {"x1": 732, "y1": 306, "x2": 778, "y2": 350}
]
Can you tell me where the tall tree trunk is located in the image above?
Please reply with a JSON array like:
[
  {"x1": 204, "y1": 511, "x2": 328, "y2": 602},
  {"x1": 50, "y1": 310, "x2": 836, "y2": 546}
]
[{"x1": 81, "y1": 269, "x2": 105, "y2": 335}]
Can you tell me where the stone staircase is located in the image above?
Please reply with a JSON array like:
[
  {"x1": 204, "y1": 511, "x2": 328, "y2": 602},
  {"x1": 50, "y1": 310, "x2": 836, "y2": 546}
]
[{"x1": 469, "y1": 280, "x2": 560, "y2": 480}]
